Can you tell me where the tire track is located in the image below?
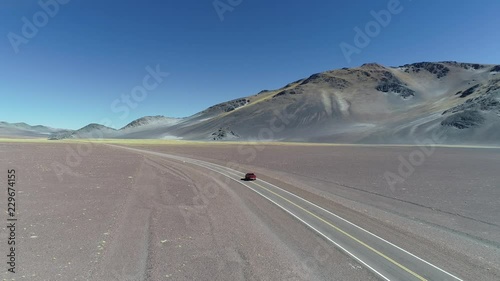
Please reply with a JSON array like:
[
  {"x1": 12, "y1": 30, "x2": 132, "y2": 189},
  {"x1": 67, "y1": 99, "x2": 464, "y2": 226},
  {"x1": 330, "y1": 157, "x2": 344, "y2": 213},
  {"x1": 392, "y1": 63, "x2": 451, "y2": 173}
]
[{"x1": 89, "y1": 156, "x2": 166, "y2": 281}]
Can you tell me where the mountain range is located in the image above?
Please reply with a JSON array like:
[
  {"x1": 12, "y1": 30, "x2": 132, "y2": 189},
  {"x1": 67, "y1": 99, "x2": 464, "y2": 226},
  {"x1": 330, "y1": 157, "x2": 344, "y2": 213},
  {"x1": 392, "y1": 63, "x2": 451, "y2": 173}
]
[{"x1": 2, "y1": 61, "x2": 499, "y2": 144}]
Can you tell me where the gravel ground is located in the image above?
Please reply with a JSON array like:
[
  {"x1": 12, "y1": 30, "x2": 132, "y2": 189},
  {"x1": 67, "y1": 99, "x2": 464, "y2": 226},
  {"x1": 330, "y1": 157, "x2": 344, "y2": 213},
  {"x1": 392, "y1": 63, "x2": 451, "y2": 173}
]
[
  {"x1": 129, "y1": 143, "x2": 500, "y2": 280},
  {"x1": 0, "y1": 143, "x2": 380, "y2": 280}
]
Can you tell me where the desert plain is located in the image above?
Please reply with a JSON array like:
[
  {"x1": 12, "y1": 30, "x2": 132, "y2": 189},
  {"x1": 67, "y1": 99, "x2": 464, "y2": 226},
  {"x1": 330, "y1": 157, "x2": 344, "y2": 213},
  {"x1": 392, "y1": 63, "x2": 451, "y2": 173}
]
[{"x1": 0, "y1": 140, "x2": 499, "y2": 280}]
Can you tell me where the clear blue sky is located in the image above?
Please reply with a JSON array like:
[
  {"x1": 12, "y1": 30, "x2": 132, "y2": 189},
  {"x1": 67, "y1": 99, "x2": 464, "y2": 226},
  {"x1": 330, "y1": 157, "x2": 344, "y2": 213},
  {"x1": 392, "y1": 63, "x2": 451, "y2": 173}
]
[{"x1": 1, "y1": 0, "x2": 499, "y2": 129}]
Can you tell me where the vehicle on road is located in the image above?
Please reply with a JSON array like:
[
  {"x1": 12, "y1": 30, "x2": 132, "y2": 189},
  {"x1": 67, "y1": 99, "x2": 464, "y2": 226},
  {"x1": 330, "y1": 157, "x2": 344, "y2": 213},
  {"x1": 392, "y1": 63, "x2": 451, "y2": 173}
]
[{"x1": 244, "y1": 173, "x2": 257, "y2": 181}]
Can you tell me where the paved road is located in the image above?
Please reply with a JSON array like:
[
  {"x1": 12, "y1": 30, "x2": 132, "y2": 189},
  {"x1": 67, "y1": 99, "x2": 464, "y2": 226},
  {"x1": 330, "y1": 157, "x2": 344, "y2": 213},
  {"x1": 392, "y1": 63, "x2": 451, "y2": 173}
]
[{"x1": 112, "y1": 145, "x2": 466, "y2": 281}]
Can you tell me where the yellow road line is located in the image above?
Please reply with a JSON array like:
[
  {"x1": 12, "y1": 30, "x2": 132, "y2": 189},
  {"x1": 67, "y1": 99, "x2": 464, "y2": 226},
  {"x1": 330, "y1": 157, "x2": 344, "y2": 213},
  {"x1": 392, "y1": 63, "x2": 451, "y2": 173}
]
[
  {"x1": 115, "y1": 145, "x2": 461, "y2": 281},
  {"x1": 185, "y1": 160, "x2": 426, "y2": 280},
  {"x1": 251, "y1": 181, "x2": 427, "y2": 281}
]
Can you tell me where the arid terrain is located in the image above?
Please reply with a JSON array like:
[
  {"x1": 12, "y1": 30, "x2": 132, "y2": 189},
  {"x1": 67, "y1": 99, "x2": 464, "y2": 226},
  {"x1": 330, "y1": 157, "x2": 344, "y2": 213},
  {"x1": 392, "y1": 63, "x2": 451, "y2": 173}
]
[
  {"x1": 1, "y1": 141, "x2": 499, "y2": 280},
  {"x1": 3, "y1": 1, "x2": 499, "y2": 280}
]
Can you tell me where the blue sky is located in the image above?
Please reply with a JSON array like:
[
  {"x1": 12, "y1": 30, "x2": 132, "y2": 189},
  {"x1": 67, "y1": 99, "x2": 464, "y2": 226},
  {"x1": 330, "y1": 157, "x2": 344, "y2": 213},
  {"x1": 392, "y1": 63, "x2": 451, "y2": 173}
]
[{"x1": 1, "y1": 0, "x2": 499, "y2": 129}]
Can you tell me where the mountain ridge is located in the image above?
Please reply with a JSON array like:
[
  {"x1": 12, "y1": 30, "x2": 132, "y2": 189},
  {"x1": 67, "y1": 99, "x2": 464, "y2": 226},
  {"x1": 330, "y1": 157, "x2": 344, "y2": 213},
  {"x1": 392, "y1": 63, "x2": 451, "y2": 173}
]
[{"x1": 2, "y1": 61, "x2": 499, "y2": 144}]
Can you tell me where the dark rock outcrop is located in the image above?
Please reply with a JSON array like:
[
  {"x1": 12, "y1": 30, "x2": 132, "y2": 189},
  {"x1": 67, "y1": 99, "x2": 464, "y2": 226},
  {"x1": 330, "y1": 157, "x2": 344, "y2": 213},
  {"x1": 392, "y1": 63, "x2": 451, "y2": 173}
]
[
  {"x1": 211, "y1": 127, "x2": 239, "y2": 140},
  {"x1": 401, "y1": 62, "x2": 450, "y2": 78},
  {"x1": 206, "y1": 98, "x2": 249, "y2": 113},
  {"x1": 273, "y1": 88, "x2": 304, "y2": 98},
  {"x1": 440, "y1": 61, "x2": 486, "y2": 70},
  {"x1": 458, "y1": 84, "x2": 480, "y2": 98},
  {"x1": 441, "y1": 110, "x2": 485, "y2": 129},
  {"x1": 375, "y1": 71, "x2": 415, "y2": 99},
  {"x1": 299, "y1": 73, "x2": 351, "y2": 89},
  {"x1": 491, "y1": 65, "x2": 500, "y2": 72},
  {"x1": 443, "y1": 87, "x2": 500, "y2": 115}
]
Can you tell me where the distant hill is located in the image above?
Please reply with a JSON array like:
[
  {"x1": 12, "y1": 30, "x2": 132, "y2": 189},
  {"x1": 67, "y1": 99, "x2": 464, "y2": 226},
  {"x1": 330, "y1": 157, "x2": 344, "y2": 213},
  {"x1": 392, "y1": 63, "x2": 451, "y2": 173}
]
[
  {"x1": 0, "y1": 122, "x2": 66, "y2": 138},
  {"x1": 48, "y1": 123, "x2": 117, "y2": 140},
  {"x1": 120, "y1": 115, "x2": 182, "y2": 130}
]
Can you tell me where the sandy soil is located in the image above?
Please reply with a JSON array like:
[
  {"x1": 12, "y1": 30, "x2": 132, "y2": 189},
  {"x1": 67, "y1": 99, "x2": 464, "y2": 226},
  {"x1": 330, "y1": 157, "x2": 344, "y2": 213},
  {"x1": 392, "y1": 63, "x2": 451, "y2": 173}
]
[
  {"x1": 0, "y1": 143, "x2": 380, "y2": 281},
  {"x1": 128, "y1": 143, "x2": 500, "y2": 280}
]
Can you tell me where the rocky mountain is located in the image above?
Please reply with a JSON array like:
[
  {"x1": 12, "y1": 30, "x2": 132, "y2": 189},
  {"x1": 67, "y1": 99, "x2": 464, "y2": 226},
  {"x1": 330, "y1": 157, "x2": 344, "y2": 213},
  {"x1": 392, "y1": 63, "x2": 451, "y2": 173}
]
[
  {"x1": 140, "y1": 61, "x2": 498, "y2": 144},
  {"x1": 3, "y1": 61, "x2": 500, "y2": 144},
  {"x1": 48, "y1": 123, "x2": 117, "y2": 140},
  {"x1": 167, "y1": 61, "x2": 500, "y2": 145},
  {"x1": 120, "y1": 115, "x2": 182, "y2": 130}
]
